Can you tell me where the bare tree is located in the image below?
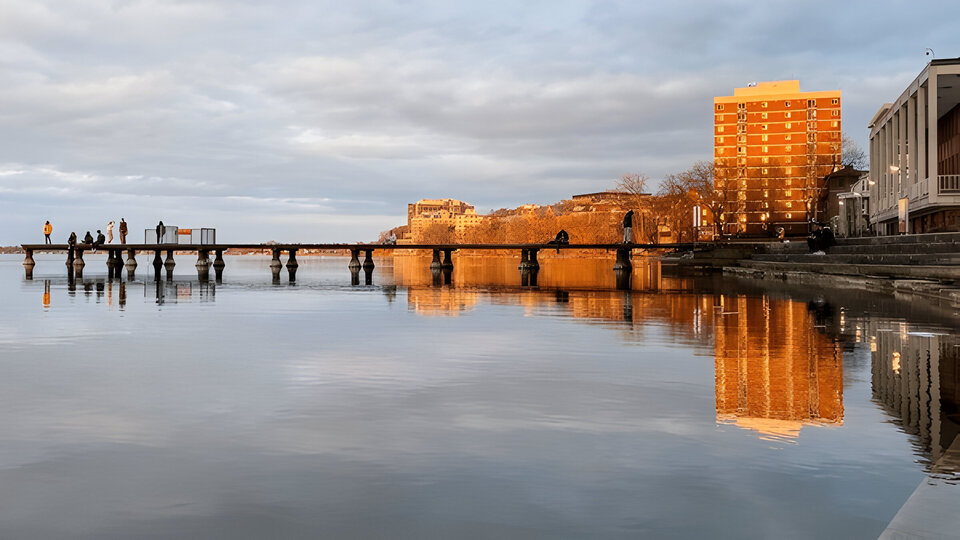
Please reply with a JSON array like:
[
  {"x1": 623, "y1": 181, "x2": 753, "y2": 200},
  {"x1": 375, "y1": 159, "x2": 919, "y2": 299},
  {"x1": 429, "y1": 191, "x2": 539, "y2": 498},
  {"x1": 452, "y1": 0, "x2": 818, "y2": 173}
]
[
  {"x1": 616, "y1": 173, "x2": 652, "y2": 241},
  {"x1": 841, "y1": 133, "x2": 867, "y2": 170}
]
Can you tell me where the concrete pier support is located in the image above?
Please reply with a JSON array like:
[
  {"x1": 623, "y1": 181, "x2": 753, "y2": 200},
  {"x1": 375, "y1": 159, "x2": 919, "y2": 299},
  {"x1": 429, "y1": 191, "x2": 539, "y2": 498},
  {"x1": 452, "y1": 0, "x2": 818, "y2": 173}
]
[
  {"x1": 613, "y1": 247, "x2": 632, "y2": 272},
  {"x1": 518, "y1": 248, "x2": 540, "y2": 271},
  {"x1": 286, "y1": 249, "x2": 298, "y2": 282},
  {"x1": 615, "y1": 269, "x2": 631, "y2": 290},
  {"x1": 350, "y1": 268, "x2": 360, "y2": 286},
  {"x1": 349, "y1": 249, "x2": 361, "y2": 271},
  {"x1": 441, "y1": 249, "x2": 453, "y2": 270},
  {"x1": 431, "y1": 268, "x2": 443, "y2": 287},
  {"x1": 213, "y1": 249, "x2": 225, "y2": 279},
  {"x1": 362, "y1": 249, "x2": 375, "y2": 271},
  {"x1": 520, "y1": 268, "x2": 538, "y2": 287},
  {"x1": 442, "y1": 267, "x2": 453, "y2": 286},
  {"x1": 430, "y1": 249, "x2": 442, "y2": 270},
  {"x1": 23, "y1": 249, "x2": 35, "y2": 279},
  {"x1": 164, "y1": 250, "x2": 175, "y2": 280},
  {"x1": 153, "y1": 250, "x2": 162, "y2": 271},
  {"x1": 270, "y1": 248, "x2": 282, "y2": 281},
  {"x1": 105, "y1": 250, "x2": 118, "y2": 279},
  {"x1": 364, "y1": 267, "x2": 374, "y2": 285},
  {"x1": 73, "y1": 248, "x2": 86, "y2": 270},
  {"x1": 125, "y1": 249, "x2": 137, "y2": 280},
  {"x1": 66, "y1": 247, "x2": 75, "y2": 268},
  {"x1": 196, "y1": 249, "x2": 211, "y2": 281}
]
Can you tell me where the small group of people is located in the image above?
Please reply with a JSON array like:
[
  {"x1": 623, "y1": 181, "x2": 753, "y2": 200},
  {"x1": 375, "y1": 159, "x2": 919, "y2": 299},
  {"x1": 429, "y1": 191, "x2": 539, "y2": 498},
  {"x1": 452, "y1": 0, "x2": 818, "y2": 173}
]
[
  {"x1": 807, "y1": 221, "x2": 836, "y2": 254},
  {"x1": 46, "y1": 219, "x2": 130, "y2": 248}
]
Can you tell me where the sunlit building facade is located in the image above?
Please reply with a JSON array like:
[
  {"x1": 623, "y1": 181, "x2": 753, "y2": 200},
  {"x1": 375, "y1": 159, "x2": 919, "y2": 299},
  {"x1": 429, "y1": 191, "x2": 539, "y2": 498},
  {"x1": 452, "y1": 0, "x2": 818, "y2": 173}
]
[
  {"x1": 714, "y1": 81, "x2": 842, "y2": 236},
  {"x1": 868, "y1": 58, "x2": 960, "y2": 234},
  {"x1": 403, "y1": 198, "x2": 481, "y2": 243}
]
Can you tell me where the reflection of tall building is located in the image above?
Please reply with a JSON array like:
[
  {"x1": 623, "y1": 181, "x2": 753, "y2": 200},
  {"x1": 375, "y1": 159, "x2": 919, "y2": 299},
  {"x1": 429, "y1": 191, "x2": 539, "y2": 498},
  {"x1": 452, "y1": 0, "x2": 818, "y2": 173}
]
[
  {"x1": 871, "y1": 325, "x2": 960, "y2": 471},
  {"x1": 406, "y1": 288, "x2": 479, "y2": 316},
  {"x1": 715, "y1": 296, "x2": 844, "y2": 440}
]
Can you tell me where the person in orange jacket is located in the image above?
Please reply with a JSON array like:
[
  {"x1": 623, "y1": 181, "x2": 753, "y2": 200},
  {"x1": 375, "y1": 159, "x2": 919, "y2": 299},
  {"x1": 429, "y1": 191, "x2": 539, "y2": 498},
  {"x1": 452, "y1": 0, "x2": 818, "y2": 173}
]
[{"x1": 43, "y1": 221, "x2": 53, "y2": 244}]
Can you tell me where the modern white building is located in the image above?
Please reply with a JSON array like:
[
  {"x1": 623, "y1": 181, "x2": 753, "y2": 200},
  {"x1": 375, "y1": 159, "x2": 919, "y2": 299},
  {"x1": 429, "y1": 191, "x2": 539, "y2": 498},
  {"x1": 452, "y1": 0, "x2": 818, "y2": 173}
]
[{"x1": 868, "y1": 58, "x2": 960, "y2": 234}]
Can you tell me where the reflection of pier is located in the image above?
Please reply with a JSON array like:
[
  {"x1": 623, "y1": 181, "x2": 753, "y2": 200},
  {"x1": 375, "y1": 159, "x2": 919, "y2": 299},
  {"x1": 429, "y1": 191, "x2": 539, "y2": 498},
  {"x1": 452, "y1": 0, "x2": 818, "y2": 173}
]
[
  {"x1": 41, "y1": 276, "x2": 217, "y2": 308},
  {"x1": 715, "y1": 296, "x2": 844, "y2": 440}
]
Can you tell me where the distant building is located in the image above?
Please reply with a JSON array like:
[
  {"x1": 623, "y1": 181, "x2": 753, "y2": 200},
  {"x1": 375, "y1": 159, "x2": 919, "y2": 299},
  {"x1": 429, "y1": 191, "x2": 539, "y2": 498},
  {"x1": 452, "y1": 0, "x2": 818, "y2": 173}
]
[
  {"x1": 868, "y1": 58, "x2": 960, "y2": 234},
  {"x1": 715, "y1": 80, "x2": 842, "y2": 236},
  {"x1": 822, "y1": 165, "x2": 867, "y2": 226},
  {"x1": 836, "y1": 174, "x2": 871, "y2": 237},
  {"x1": 404, "y1": 198, "x2": 481, "y2": 243}
]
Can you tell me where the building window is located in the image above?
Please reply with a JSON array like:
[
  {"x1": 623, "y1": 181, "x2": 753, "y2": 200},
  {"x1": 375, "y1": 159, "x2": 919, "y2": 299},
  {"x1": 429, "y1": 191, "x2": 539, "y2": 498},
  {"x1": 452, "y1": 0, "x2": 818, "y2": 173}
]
[
  {"x1": 761, "y1": 134, "x2": 768, "y2": 142},
  {"x1": 762, "y1": 146, "x2": 768, "y2": 153},
  {"x1": 717, "y1": 104, "x2": 724, "y2": 111},
  {"x1": 737, "y1": 146, "x2": 745, "y2": 154},
  {"x1": 786, "y1": 213, "x2": 792, "y2": 218},
  {"x1": 831, "y1": 98, "x2": 838, "y2": 105},
  {"x1": 832, "y1": 110, "x2": 839, "y2": 117},
  {"x1": 762, "y1": 124, "x2": 768, "y2": 130},
  {"x1": 718, "y1": 136, "x2": 724, "y2": 143},
  {"x1": 762, "y1": 168, "x2": 768, "y2": 175},
  {"x1": 832, "y1": 121, "x2": 838, "y2": 127},
  {"x1": 761, "y1": 112, "x2": 768, "y2": 119},
  {"x1": 762, "y1": 157, "x2": 769, "y2": 164},
  {"x1": 785, "y1": 112, "x2": 792, "y2": 119},
  {"x1": 807, "y1": 99, "x2": 816, "y2": 107},
  {"x1": 785, "y1": 134, "x2": 792, "y2": 141},
  {"x1": 786, "y1": 145, "x2": 792, "y2": 152},
  {"x1": 785, "y1": 101, "x2": 791, "y2": 108},
  {"x1": 762, "y1": 101, "x2": 768, "y2": 108},
  {"x1": 716, "y1": 148, "x2": 723, "y2": 155},
  {"x1": 718, "y1": 126, "x2": 724, "y2": 132},
  {"x1": 786, "y1": 168, "x2": 792, "y2": 175},
  {"x1": 785, "y1": 190, "x2": 792, "y2": 197},
  {"x1": 786, "y1": 201, "x2": 793, "y2": 208},
  {"x1": 737, "y1": 103, "x2": 746, "y2": 111},
  {"x1": 785, "y1": 123, "x2": 792, "y2": 129}
]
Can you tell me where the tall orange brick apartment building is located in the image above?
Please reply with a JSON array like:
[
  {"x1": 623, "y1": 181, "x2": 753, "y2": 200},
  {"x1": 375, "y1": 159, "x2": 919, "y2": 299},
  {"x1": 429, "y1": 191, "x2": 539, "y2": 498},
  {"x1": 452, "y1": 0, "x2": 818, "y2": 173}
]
[{"x1": 714, "y1": 81, "x2": 841, "y2": 236}]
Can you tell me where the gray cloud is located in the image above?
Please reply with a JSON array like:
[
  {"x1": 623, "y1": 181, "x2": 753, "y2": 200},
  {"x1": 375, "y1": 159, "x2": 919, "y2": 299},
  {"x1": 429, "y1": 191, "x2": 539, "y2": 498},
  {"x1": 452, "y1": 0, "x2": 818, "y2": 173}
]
[{"x1": 0, "y1": 0, "x2": 957, "y2": 243}]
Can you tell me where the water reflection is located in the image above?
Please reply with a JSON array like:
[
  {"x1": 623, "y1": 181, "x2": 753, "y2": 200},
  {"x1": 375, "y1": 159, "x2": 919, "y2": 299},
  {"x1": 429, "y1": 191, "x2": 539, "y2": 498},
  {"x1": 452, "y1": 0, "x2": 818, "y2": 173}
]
[
  {"x1": 715, "y1": 296, "x2": 844, "y2": 441},
  {"x1": 870, "y1": 323, "x2": 960, "y2": 474}
]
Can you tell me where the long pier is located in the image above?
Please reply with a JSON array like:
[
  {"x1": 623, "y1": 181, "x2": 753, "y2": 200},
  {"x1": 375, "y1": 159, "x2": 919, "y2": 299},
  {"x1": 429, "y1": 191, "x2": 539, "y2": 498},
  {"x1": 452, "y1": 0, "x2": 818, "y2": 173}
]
[{"x1": 19, "y1": 242, "x2": 700, "y2": 287}]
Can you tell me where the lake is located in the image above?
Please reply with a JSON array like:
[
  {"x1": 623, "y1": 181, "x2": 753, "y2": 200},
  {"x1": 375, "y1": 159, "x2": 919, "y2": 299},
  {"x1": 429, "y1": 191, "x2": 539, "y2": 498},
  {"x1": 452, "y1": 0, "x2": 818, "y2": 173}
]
[{"x1": 1, "y1": 252, "x2": 957, "y2": 539}]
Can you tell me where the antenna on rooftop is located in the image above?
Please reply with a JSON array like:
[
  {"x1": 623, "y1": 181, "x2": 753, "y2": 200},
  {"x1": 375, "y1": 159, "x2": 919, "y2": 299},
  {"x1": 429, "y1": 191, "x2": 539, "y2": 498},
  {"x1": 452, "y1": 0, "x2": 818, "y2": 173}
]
[{"x1": 925, "y1": 48, "x2": 935, "y2": 59}]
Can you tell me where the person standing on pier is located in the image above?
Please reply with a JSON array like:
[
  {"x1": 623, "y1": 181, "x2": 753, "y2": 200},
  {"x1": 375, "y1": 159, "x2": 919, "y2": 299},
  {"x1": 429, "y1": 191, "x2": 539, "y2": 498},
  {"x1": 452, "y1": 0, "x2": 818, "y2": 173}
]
[
  {"x1": 43, "y1": 221, "x2": 52, "y2": 244},
  {"x1": 622, "y1": 210, "x2": 634, "y2": 244},
  {"x1": 68, "y1": 231, "x2": 77, "y2": 248},
  {"x1": 118, "y1": 218, "x2": 128, "y2": 244},
  {"x1": 106, "y1": 221, "x2": 115, "y2": 243},
  {"x1": 156, "y1": 221, "x2": 165, "y2": 244}
]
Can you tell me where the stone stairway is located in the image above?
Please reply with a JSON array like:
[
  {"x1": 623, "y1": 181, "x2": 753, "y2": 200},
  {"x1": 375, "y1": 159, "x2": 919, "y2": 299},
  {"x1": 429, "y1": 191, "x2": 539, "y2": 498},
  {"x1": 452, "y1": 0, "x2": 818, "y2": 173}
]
[{"x1": 737, "y1": 232, "x2": 960, "y2": 283}]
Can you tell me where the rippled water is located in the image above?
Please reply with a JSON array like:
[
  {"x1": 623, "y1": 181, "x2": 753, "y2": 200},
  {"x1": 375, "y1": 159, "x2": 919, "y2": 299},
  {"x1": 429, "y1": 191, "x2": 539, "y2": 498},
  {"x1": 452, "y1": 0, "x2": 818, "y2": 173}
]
[{"x1": 1, "y1": 252, "x2": 958, "y2": 539}]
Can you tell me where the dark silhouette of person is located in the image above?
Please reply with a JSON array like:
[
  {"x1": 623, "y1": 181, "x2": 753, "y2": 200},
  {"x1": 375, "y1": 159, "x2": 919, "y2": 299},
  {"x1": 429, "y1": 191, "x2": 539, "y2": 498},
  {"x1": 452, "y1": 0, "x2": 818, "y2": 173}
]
[
  {"x1": 156, "y1": 221, "x2": 165, "y2": 244},
  {"x1": 622, "y1": 210, "x2": 634, "y2": 244},
  {"x1": 68, "y1": 232, "x2": 77, "y2": 248},
  {"x1": 118, "y1": 218, "x2": 128, "y2": 244},
  {"x1": 43, "y1": 221, "x2": 52, "y2": 244},
  {"x1": 547, "y1": 229, "x2": 570, "y2": 253},
  {"x1": 94, "y1": 230, "x2": 105, "y2": 249},
  {"x1": 83, "y1": 231, "x2": 94, "y2": 246}
]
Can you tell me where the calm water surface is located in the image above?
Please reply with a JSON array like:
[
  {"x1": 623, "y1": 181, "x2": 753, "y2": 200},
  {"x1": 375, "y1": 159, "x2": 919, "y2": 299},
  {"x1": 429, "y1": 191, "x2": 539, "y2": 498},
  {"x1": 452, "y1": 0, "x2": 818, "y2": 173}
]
[{"x1": 1, "y1": 252, "x2": 958, "y2": 539}]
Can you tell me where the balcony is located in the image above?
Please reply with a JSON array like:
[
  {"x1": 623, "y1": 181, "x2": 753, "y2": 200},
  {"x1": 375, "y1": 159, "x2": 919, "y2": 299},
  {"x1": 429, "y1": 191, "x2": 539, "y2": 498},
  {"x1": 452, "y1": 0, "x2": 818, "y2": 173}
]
[{"x1": 939, "y1": 175, "x2": 960, "y2": 194}]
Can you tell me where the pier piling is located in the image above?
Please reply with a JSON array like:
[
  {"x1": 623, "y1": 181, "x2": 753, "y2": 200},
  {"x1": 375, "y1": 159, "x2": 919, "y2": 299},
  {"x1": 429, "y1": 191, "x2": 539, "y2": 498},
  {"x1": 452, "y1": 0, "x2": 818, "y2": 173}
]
[
  {"x1": 430, "y1": 249, "x2": 442, "y2": 271},
  {"x1": 362, "y1": 249, "x2": 375, "y2": 271},
  {"x1": 23, "y1": 248, "x2": 35, "y2": 279},
  {"x1": 349, "y1": 249, "x2": 361, "y2": 271}
]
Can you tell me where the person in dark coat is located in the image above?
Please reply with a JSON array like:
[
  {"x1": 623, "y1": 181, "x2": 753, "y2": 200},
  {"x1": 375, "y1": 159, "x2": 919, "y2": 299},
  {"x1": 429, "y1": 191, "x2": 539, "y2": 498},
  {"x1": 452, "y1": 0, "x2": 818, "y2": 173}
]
[
  {"x1": 94, "y1": 230, "x2": 105, "y2": 249},
  {"x1": 67, "y1": 232, "x2": 77, "y2": 248},
  {"x1": 83, "y1": 231, "x2": 94, "y2": 246},
  {"x1": 622, "y1": 210, "x2": 634, "y2": 244},
  {"x1": 156, "y1": 221, "x2": 165, "y2": 244},
  {"x1": 547, "y1": 229, "x2": 570, "y2": 253}
]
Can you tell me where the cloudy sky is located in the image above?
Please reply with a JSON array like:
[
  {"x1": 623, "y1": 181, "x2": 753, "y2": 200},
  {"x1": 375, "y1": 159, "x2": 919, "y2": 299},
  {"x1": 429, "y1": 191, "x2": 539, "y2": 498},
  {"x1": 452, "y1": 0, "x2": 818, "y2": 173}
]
[{"x1": 1, "y1": 0, "x2": 957, "y2": 243}]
